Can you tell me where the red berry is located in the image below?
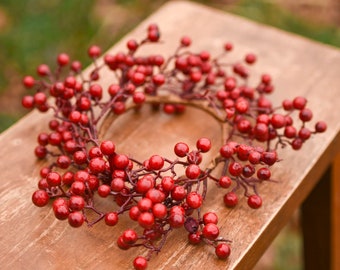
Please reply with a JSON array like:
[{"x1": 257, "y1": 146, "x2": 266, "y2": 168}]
[
  {"x1": 37, "y1": 64, "x2": 50, "y2": 76},
  {"x1": 110, "y1": 177, "x2": 125, "y2": 192},
  {"x1": 68, "y1": 211, "x2": 84, "y2": 227},
  {"x1": 68, "y1": 195, "x2": 85, "y2": 211},
  {"x1": 224, "y1": 42, "x2": 233, "y2": 51},
  {"x1": 129, "y1": 206, "x2": 141, "y2": 221},
  {"x1": 315, "y1": 121, "x2": 327, "y2": 133},
  {"x1": 271, "y1": 114, "x2": 286, "y2": 129},
  {"x1": 152, "y1": 203, "x2": 167, "y2": 219},
  {"x1": 98, "y1": 184, "x2": 111, "y2": 197},
  {"x1": 53, "y1": 198, "x2": 69, "y2": 220},
  {"x1": 202, "y1": 223, "x2": 219, "y2": 240},
  {"x1": 112, "y1": 154, "x2": 129, "y2": 169},
  {"x1": 100, "y1": 140, "x2": 115, "y2": 155},
  {"x1": 299, "y1": 108, "x2": 313, "y2": 122},
  {"x1": 56, "y1": 155, "x2": 71, "y2": 169},
  {"x1": 138, "y1": 212, "x2": 155, "y2": 229},
  {"x1": 228, "y1": 162, "x2": 242, "y2": 176},
  {"x1": 169, "y1": 213, "x2": 185, "y2": 228},
  {"x1": 89, "y1": 84, "x2": 103, "y2": 99},
  {"x1": 298, "y1": 127, "x2": 311, "y2": 140},
  {"x1": 224, "y1": 192, "x2": 238, "y2": 207},
  {"x1": 188, "y1": 232, "x2": 201, "y2": 244},
  {"x1": 148, "y1": 155, "x2": 164, "y2": 170},
  {"x1": 186, "y1": 192, "x2": 203, "y2": 209},
  {"x1": 293, "y1": 96, "x2": 307, "y2": 109},
  {"x1": 22, "y1": 95, "x2": 35, "y2": 109},
  {"x1": 122, "y1": 229, "x2": 138, "y2": 245},
  {"x1": 203, "y1": 212, "x2": 218, "y2": 225},
  {"x1": 89, "y1": 157, "x2": 106, "y2": 174},
  {"x1": 136, "y1": 174, "x2": 155, "y2": 194},
  {"x1": 105, "y1": 212, "x2": 119, "y2": 226},
  {"x1": 145, "y1": 188, "x2": 165, "y2": 203},
  {"x1": 127, "y1": 39, "x2": 138, "y2": 51},
  {"x1": 133, "y1": 92, "x2": 146, "y2": 104},
  {"x1": 161, "y1": 176, "x2": 175, "y2": 191},
  {"x1": 32, "y1": 190, "x2": 49, "y2": 207},
  {"x1": 117, "y1": 235, "x2": 130, "y2": 250},
  {"x1": 171, "y1": 185, "x2": 187, "y2": 201},
  {"x1": 88, "y1": 45, "x2": 101, "y2": 58},
  {"x1": 152, "y1": 74, "x2": 165, "y2": 85},
  {"x1": 133, "y1": 256, "x2": 148, "y2": 270},
  {"x1": 46, "y1": 172, "x2": 61, "y2": 187},
  {"x1": 257, "y1": 167, "x2": 271, "y2": 180},
  {"x1": 215, "y1": 243, "x2": 231, "y2": 259},
  {"x1": 196, "y1": 137, "x2": 211, "y2": 153},
  {"x1": 174, "y1": 142, "x2": 189, "y2": 157},
  {"x1": 245, "y1": 53, "x2": 256, "y2": 64},
  {"x1": 185, "y1": 164, "x2": 201, "y2": 179},
  {"x1": 247, "y1": 194, "x2": 262, "y2": 209},
  {"x1": 23, "y1": 76, "x2": 35, "y2": 88},
  {"x1": 219, "y1": 176, "x2": 232, "y2": 188},
  {"x1": 71, "y1": 181, "x2": 86, "y2": 195},
  {"x1": 137, "y1": 198, "x2": 153, "y2": 212},
  {"x1": 220, "y1": 144, "x2": 234, "y2": 158},
  {"x1": 57, "y1": 53, "x2": 70, "y2": 66},
  {"x1": 180, "y1": 36, "x2": 191, "y2": 47}
]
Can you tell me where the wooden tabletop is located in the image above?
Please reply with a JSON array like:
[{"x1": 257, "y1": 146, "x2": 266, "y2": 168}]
[{"x1": 1, "y1": 1, "x2": 340, "y2": 269}]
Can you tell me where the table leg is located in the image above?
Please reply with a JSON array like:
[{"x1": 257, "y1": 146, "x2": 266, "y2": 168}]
[
  {"x1": 301, "y1": 166, "x2": 331, "y2": 270},
  {"x1": 332, "y1": 153, "x2": 340, "y2": 270}
]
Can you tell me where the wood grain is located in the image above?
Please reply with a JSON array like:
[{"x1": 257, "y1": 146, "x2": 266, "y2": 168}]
[{"x1": 0, "y1": 1, "x2": 340, "y2": 269}]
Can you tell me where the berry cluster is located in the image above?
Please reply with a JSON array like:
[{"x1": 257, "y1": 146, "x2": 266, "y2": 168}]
[{"x1": 23, "y1": 24, "x2": 326, "y2": 269}]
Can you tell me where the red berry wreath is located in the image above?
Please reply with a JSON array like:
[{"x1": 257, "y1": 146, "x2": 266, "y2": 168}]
[{"x1": 23, "y1": 24, "x2": 326, "y2": 270}]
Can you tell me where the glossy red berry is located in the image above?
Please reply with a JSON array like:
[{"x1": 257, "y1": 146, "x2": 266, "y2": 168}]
[
  {"x1": 196, "y1": 137, "x2": 211, "y2": 153},
  {"x1": 247, "y1": 194, "x2": 262, "y2": 209},
  {"x1": 68, "y1": 211, "x2": 84, "y2": 227},
  {"x1": 122, "y1": 229, "x2": 138, "y2": 245},
  {"x1": 32, "y1": 190, "x2": 49, "y2": 207},
  {"x1": 133, "y1": 256, "x2": 148, "y2": 270},
  {"x1": 315, "y1": 121, "x2": 327, "y2": 133},
  {"x1": 202, "y1": 223, "x2": 219, "y2": 240},
  {"x1": 186, "y1": 192, "x2": 203, "y2": 209},
  {"x1": 138, "y1": 212, "x2": 155, "y2": 229},
  {"x1": 148, "y1": 155, "x2": 164, "y2": 170},
  {"x1": 180, "y1": 36, "x2": 191, "y2": 47},
  {"x1": 224, "y1": 192, "x2": 238, "y2": 207},
  {"x1": 215, "y1": 243, "x2": 231, "y2": 259},
  {"x1": 88, "y1": 45, "x2": 101, "y2": 58},
  {"x1": 68, "y1": 195, "x2": 85, "y2": 211},
  {"x1": 293, "y1": 96, "x2": 307, "y2": 109},
  {"x1": 174, "y1": 142, "x2": 189, "y2": 157},
  {"x1": 57, "y1": 53, "x2": 70, "y2": 66},
  {"x1": 105, "y1": 212, "x2": 119, "y2": 226},
  {"x1": 203, "y1": 212, "x2": 218, "y2": 225},
  {"x1": 185, "y1": 164, "x2": 201, "y2": 179}
]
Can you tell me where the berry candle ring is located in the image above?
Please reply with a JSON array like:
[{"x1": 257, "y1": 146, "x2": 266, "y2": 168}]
[{"x1": 23, "y1": 24, "x2": 326, "y2": 269}]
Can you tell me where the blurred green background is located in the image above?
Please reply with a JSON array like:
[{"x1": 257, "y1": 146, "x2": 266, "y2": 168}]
[{"x1": 0, "y1": 0, "x2": 339, "y2": 269}]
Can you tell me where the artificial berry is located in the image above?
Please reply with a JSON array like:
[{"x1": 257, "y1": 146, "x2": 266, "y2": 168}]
[
  {"x1": 133, "y1": 256, "x2": 148, "y2": 270},
  {"x1": 215, "y1": 243, "x2": 231, "y2": 259},
  {"x1": 105, "y1": 212, "x2": 119, "y2": 226},
  {"x1": 247, "y1": 194, "x2": 262, "y2": 209},
  {"x1": 224, "y1": 192, "x2": 238, "y2": 207},
  {"x1": 202, "y1": 223, "x2": 219, "y2": 240},
  {"x1": 32, "y1": 190, "x2": 49, "y2": 207}
]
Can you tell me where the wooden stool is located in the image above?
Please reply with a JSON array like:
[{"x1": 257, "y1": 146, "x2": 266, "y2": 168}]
[{"x1": 0, "y1": 1, "x2": 339, "y2": 269}]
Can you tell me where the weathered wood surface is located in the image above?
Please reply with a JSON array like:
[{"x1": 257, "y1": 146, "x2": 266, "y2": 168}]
[{"x1": 0, "y1": 1, "x2": 340, "y2": 269}]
